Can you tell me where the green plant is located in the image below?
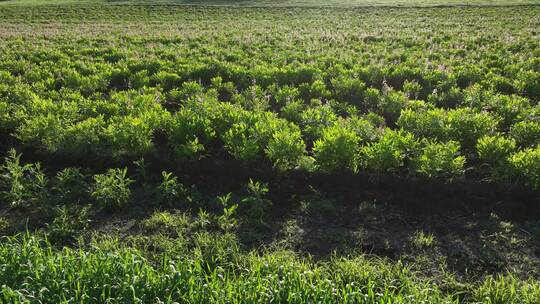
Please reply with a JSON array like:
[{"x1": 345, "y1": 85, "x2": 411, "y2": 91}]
[
  {"x1": 216, "y1": 192, "x2": 238, "y2": 232},
  {"x1": 105, "y1": 115, "x2": 154, "y2": 159},
  {"x1": 359, "y1": 129, "x2": 417, "y2": 173},
  {"x1": 133, "y1": 157, "x2": 150, "y2": 184},
  {"x1": 313, "y1": 124, "x2": 360, "y2": 172},
  {"x1": 223, "y1": 122, "x2": 263, "y2": 161},
  {"x1": 510, "y1": 120, "x2": 540, "y2": 148},
  {"x1": 403, "y1": 80, "x2": 422, "y2": 99},
  {"x1": 91, "y1": 168, "x2": 133, "y2": 209},
  {"x1": 300, "y1": 105, "x2": 338, "y2": 141},
  {"x1": 241, "y1": 179, "x2": 271, "y2": 224},
  {"x1": 446, "y1": 108, "x2": 498, "y2": 148},
  {"x1": 397, "y1": 108, "x2": 448, "y2": 141},
  {"x1": 508, "y1": 146, "x2": 540, "y2": 189},
  {"x1": 46, "y1": 204, "x2": 91, "y2": 244},
  {"x1": 410, "y1": 230, "x2": 436, "y2": 249},
  {"x1": 51, "y1": 167, "x2": 89, "y2": 204},
  {"x1": 157, "y1": 171, "x2": 187, "y2": 206},
  {"x1": 412, "y1": 140, "x2": 465, "y2": 179},
  {"x1": 168, "y1": 107, "x2": 215, "y2": 160},
  {"x1": 265, "y1": 128, "x2": 305, "y2": 170},
  {"x1": 0, "y1": 149, "x2": 48, "y2": 208},
  {"x1": 477, "y1": 135, "x2": 517, "y2": 171}
]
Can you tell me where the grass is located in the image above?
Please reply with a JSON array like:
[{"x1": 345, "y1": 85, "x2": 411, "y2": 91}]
[
  {"x1": 0, "y1": 233, "x2": 539, "y2": 303},
  {"x1": 1, "y1": 0, "x2": 539, "y2": 6}
]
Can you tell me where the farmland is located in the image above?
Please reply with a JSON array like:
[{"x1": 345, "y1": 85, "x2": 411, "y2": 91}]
[{"x1": 0, "y1": 0, "x2": 539, "y2": 302}]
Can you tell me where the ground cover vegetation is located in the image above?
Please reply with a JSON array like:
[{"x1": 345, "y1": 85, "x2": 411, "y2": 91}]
[{"x1": 0, "y1": 1, "x2": 539, "y2": 303}]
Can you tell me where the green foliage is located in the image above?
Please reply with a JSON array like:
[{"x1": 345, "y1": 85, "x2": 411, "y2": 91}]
[
  {"x1": 0, "y1": 150, "x2": 47, "y2": 208},
  {"x1": 359, "y1": 129, "x2": 417, "y2": 172},
  {"x1": 241, "y1": 179, "x2": 271, "y2": 224},
  {"x1": 216, "y1": 192, "x2": 238, "y2": 231},
  {"x1": 300, "y1": 104, "x2": 338, "y2": 141},
  {"x1": 265, "y1": 127, "x2": 306, "y2": 170},
  {"x1": 510, "y1": 120, "x2": 540, "y2": 148},
  {"x1": 0, "y1": 4, "x2": 539, "y2": 303},
  {"x1": 403, "y1": 80, "x2": 422, "y2": 99},
  {"x1": 473, "y1": 275, "x2": 540, "y2": 304},
  {"x1": 223, "y1": 112, "x2": 290, "y2": 162},
  {"x1": 91, "y1": 168, "x2": 133, "y2": 209},
  {"x1": 168, "y1": 106, "x2": 215, "y2": 160},
  {"x1": 446, "y1": 108, "x2": 499, "y2": 148},
  {"x1": 313, "y1": 124, "x2": 360, "y2": 172},
  {"x1": 51, "y1": 167, "x2": 89, "y2": 204},
  {"x1": 397, "y1": 108, "x2": 448, "y2": 141},
  {"x1": 477, "y1": 135, "x2": 517, "y2": 166},
  {"x1": 45, "y1": 204, "x2": 91, "y2": 244},
  {"x1": 157, "y1": 171, "x2": 188, "y2": 206},
  {"x1": 378, "y1": 88, "x2": 409, "y2": 124},
  {"x1": 0, "y1": 233, "x2": 538, "y2": 303},
  {"x1": 105, "y1": 115, "x2": 154, "y2": 159},
  {"x1": 508, "y1": 146, "x2": 540, "y2": 189},
  {"x1": 331, "y1": 76, "x2": 366, "y2": 107},
  {"x1": 412, "y1": 140, "x2": 465, "y2": 179}
]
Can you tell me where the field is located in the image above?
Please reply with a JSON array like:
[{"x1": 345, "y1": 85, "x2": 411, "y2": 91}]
[{"x1": 0, "y1": 0, "x2": 539, "y2": 302}]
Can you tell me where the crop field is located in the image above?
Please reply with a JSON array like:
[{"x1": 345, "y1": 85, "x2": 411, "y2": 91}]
[{"x1": 0, "y1": 0, "x2": 539, "y2": 303}]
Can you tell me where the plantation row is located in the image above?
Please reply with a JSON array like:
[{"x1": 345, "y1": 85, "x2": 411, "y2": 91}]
[{"x1": 1, "y1": 73, "x2": 539, "y2": 188}]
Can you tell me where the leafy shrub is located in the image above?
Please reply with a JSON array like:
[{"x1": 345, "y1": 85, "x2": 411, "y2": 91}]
[
  {"x1": 269, "y1": 84, "x2": 300, "y2": 108},
  {"x1": 232, "y1": 84, "x2": 270, "y2": 111},
  {"x1": 265, "y1": 127, "x2": 305, "y2": 170},
  {"x1": 157, "y1": 171, "x2": 187, "y2": 206},
  {"x1": 223, "y1": 122, "x2": 262, "y2": 161},
  {"x1": 51, "y1": 167, "x2": 89, "y2": 204},
  {"x1": 168, "y1": 107, "x2": 215, "y2": 160},
  {"x1": 15, "y1": 113, "x2": 66, "y2": 153},
  {"x1": 167, "y1": 81, "x2": 205, "y2": 106},
  {"x1": 508, "y1": 146, "x2": 540, "y2": 189},
  {"x1": 46, "y1": 205, "x2": 91, "y2": 244},
  {"x1": 359, "y1": 129, "x2": 417, "y2": 173},
  {"x1": 216, "y1": 192, "x2": 238, "y2": 231},
  {"x1": 345, "y1": 116, "x2": 382, "y2": 143},
  {"x1": 403, "y1": 80, "x2": 422, "y2": 99},
  {"x1": 363, "y1": 87, "x2": 382, "y2": 112},
  {"x1": 280, "y1": 99, "x2": 305, "y2": 123},
  {"x1": 515, "y1": 70, "x2": 540, "y2": 100},
  {"x1": 331, "y1": 77, "x2": 366, "y2": 107},
  {"x1": 411, "y1": 140, "x2": 465, "y2": 179},
  {"x1": 61, "y1": 117, "x2": 106, "y2": 159},
  {"x1": 91, "y1": 168, "x2": 133, "y2": 209},
  {"x1": 477, "y1": 135, "x2": 517, "y2": 166},
  {"x1": 397, "y1": 108, "x2": 448, "y2": 141},
  {"x1": 300, "y1": 105, "x2": 338, "y2": 141},
  {"x1": 378, "y1": 88, "x2": 409, "y2": 125},
  {"x1": 128, "y1": 70, "x2": 150, "y2": 89},
  {"x1": 487, "y1": 94, "x2": 531, "y2": 129},
  {"x1": 223, "y1": 112, "x2": 288, "y2": 162},
  {"x1": 446, "y1": 108, "x2": 498, "y2": 148},
  {"x1": 105, "y1": 115, "x2": 154, "y2": 159},
  {"x1": 313, "y1": 124, "x2": 360, "y2": 172},
  {"x1": 510, "y1": 120, "x2": 540, "y2": 148},
  {"x1": 298, "y1": 80, "x2": 331, "y2": 102},
  {"x1": 241, "y1": 179, "x2": 271, "y2": 224},
  {"x1": 0, "y1": 101, "x2": 19, "y2": 134},
  {"x1": 150, "y1": 71, "x2": 181, "y2": 91},
  {"x1": 0, "y1": 150, "x2": 48, "y2": 208}
]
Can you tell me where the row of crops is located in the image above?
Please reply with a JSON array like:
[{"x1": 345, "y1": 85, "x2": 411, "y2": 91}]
[{"x1": 0, "y1": 6, "x2": 539, "y2": 188}]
